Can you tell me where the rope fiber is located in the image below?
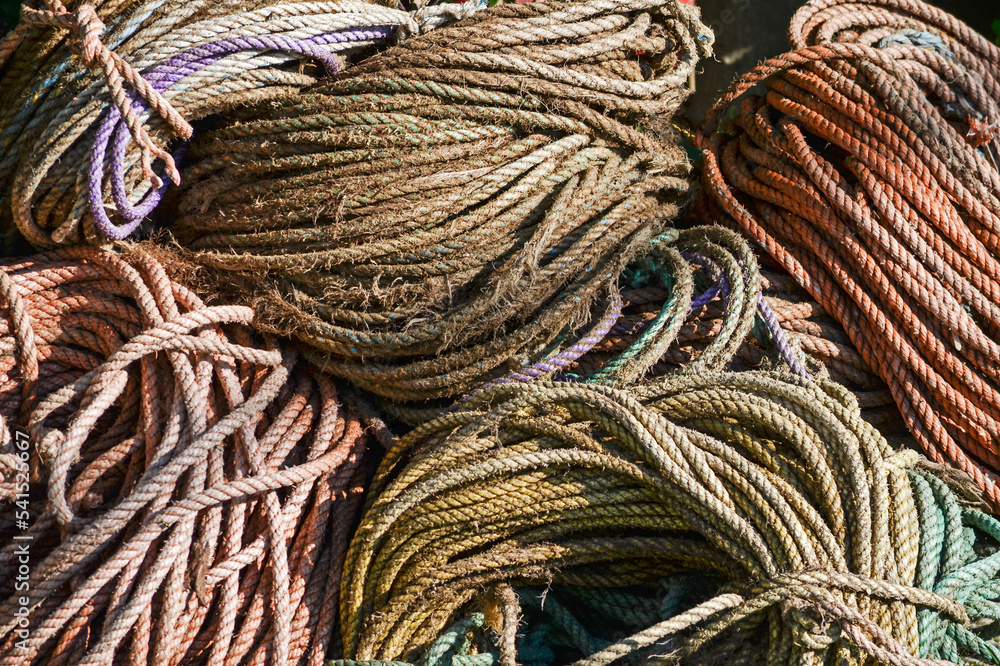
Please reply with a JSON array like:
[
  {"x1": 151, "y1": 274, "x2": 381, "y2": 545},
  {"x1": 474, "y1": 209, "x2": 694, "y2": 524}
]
[
  {"x1": 166, "y1": 0, "x2": 714, "y2": 403},
  {"x1": 697, "y1": 0, "x2": 1000, "y2": 507},
  {"x1": 0, "y1": 0, "x2": 416, "y2": 248}
]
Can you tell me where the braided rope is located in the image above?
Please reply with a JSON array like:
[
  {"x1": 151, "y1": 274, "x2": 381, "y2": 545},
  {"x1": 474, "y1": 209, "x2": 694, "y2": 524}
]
[
  {"x1": 697, "y1": 0, "x2": 1000, "y2": 507},
  {"x1": 0, "y1": 247, "x2": 366, "y2": 665}
]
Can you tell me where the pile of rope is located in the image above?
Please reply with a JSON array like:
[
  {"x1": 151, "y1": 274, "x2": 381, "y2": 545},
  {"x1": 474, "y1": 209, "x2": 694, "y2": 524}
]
[
  {"x1": 437, "y1": 219, "x2": 901, "y2": 434},
  {"x1": 0, "y1": 0, "x2": 416, "y2": 249},
  {"x1": 167, "y1": 0, "x2": 714, "y2": 403},
  {"x1": 569, "y1": 254, "x2": 906, "y2": 434},
  {"x1": 697, "y1": 0, "x2": 1000, "y2": 506},
  {"x1": 339, "y1": 373, "x2": 1000, "y2": 665},
  {"x1": 0, "y1": 248, "x2": 366, "y2": 665}
]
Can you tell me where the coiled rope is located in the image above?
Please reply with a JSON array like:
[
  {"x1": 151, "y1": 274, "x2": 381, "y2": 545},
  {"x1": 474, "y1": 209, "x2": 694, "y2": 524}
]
[
  {"x1": 569, "y1": 260, "x2": 907, "y2": 434},
  {"x1": 166, "y1": 0, "x2": 714, "y2": 403},
  {"x1": 0, "y1": 248, "x2": 366, "y2": 665},
  {"x1": 338, "y1": 373, "x2": 1000, "y2": 665},
  {"x1": 0, "y1": 0, "x2": 416, "y2": 248},
  {"x1": 573, "y1": 224, "x2": 765, "y2": 386},
  {"x1": 697, "y1": 0, "x2": 1000, "y2": 506}
]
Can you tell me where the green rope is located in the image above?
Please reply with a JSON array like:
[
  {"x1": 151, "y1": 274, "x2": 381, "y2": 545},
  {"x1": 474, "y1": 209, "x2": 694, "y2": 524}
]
[{"x1": 335, "y1": 373, "x2": 1000, "y2": 665}]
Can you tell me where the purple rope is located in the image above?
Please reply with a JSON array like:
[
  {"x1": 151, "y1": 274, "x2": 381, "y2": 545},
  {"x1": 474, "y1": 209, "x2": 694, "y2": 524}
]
[
  {"x1": 690, "y1": 282, "x2": 722, "y2": 311},
  {"x1": 448, "y1": 292, "x2": 623, "y2": 411},
  {"x1": 623, "y1": 252, "x2": 812, "y2": 377},
  {"x1": 757, "y1": 294, "x2": 812, "y2": 379},
  {"x1": 689, "y1": 251, "x2": 810, "y2": 377},
  {"x1": 610, "y1": 270, "x2": 721, "y2": 338},
  {"x1": 502, "y1": 291, "x2": 623, "y2": 383},
  {"x1": 88, "y1": 27, "x2": 395, "y2": 240}
]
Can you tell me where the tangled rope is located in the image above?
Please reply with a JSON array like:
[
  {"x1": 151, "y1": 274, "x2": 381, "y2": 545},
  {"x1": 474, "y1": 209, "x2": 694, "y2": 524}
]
[
  {"x1": 569, "y1": 254, "x2": 906, "y2": 434},
  {"x1": 3, "y1": 0, "x2": 195, "y2": 190},
  {"x1": 571, "y1": 224, "x2": 765, "y2": 386},
  {"x1": 0, "y1": 0, "x2": 416, "y2": 248},
  {"x1": 423, "y1": 219, "x2": 901, "y2": 433},
  {"x1": 167, "y1": 0, "x2": 714, "y2": 403},
  {"x1": 0, "y1": 248, "x2": 366, "y2": 665},
  {"x1": 697, "y1": 0, "x2": 1000, "y2": 506},
  {"x1": 339, "y1": 373, "x2": 1000, "y2": 665}
]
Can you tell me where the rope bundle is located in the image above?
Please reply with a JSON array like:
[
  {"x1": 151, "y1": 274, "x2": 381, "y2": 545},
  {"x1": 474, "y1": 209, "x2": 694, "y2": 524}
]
[
  {"x1": 340, "y1": 373, "x2": 1000, "y2": 665},
  {"x1": 0, "y1": 0, "x2": 415, "y2": 249},
  {"x1": 168, "y1": 0, "x2": 714, "y2": 403},
  {"x1": 0, "y1": 248, "x2": 366, "y2": 665},
  {"x1": 571, "y1": 261, "x2": 906, "y2": 433},
  {"x1": 698, "y1": 0, "x2": 1000, "y2": 505}
]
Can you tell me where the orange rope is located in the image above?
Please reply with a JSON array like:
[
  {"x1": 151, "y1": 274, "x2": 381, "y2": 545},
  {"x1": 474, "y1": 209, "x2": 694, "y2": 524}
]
[{"x1": 697, "y1": 0, "x2": 1000, "y2": 505}]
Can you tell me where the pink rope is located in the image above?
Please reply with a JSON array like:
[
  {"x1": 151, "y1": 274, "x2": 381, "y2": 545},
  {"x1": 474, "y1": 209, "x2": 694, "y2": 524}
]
[{"x1": 0, "y1": 247, "x2": 365, "y2": 666}]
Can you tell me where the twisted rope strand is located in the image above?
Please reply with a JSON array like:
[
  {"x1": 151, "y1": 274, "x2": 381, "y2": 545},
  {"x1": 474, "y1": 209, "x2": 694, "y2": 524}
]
[
  {"x1": 0, "y1": 247, "x2": 366, "y2": 665},
  {"x1": 3, "y1": 0, "x2": 193, "y2": 189},
  {"x1": 696, "y1": 0, "x2": 1000, "y2": 506},
  {"x1": 0, "y1": 0, "x2": 416, "y2": 248}
]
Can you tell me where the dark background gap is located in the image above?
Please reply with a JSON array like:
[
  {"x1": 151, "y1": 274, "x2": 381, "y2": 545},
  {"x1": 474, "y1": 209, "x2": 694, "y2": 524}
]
[{"x1": 689, "y1": 0, "x2": 995, "y2": 121}]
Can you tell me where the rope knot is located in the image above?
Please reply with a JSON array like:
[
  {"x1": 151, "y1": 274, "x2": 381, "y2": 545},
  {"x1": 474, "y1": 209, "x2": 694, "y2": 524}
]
[
  {"x1": 11, "y1": 0, "x2": 193, "y2": 195},
  {"x1": 782, "y1": 599, "x2": 840, "y2": 651},
  {"x1": 20, "y1": 1, "x2": 106, "y2": 66},
  {"x1": 72, "y1": 4, "x2": 105, "y2": 68}
]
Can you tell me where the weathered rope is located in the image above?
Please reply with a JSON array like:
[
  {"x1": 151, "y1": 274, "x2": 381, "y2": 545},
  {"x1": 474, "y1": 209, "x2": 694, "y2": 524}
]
[
  {"x1": 0, "y1": 247, "x2": 366, "y2": 665},
  {"x1": 166, "y1": 0, "x2": 714, "y2": 403},
  {"x1": 570, "y1": 256, "x2": 907, "y2": 434},
  {"x1": 697, "y1": 0, "x2": 1000, "y2": 506},
  {"x1": 338, "y1": 373, "x2": 1000, "y2": 665},
  {"x1": 0, "y1": 0, "x2": 416, "y2": 248},
  {"x1": 576, "y1": 224, "x2": 764, "y2": 386},
  {"x1": 452, "y1": 224, "x2": 766, "y2": 396},
  {"x1": 3, "y1": 0, "x2": 194, "y2": 190},
  {"x1": 417, "y1": 221, "x2": 902, "y2": 434}
]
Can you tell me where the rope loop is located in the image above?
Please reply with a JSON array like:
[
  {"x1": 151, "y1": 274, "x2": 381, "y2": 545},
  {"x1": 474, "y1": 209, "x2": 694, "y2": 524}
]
[
  {"x1": 696, "y1": 0, "x2": 1000, "y2": 508},
  {"x1": 13, "y1": 0, "x2": 193, "y2": 189},
  {"x1": 0, "y1": 247, "x2": 368, "y2": 664}
]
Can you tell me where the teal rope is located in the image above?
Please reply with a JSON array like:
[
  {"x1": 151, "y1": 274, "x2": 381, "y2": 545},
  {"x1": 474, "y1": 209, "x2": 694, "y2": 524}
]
[
  {"x1": 331, "y1": 615, "x2": 497, "y2": 666},
  {"x1": 909, "y1": 469, "x2": 1000, "y2": 662},
  {"x1": 331, "y1": 465, "x2": 1000, "y2": 666}
]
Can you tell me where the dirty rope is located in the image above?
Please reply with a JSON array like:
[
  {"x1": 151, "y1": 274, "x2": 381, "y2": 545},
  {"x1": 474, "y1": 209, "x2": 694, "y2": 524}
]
[
  {"x1": 697, "y1": 0, "x2": 1000, "y2": 506},
  {"x1": 0, "y1": 0, "x2": 415, "y2": 248},
  {"x1": 166, "y1": 0, "x2": 714, "y2": 403},
  {"x1": 338, "y1": 373, "x2": 1000, "y2": 665},
  {"x1": 0, "y1": 247, "x2": 366, "y2": 666}
]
